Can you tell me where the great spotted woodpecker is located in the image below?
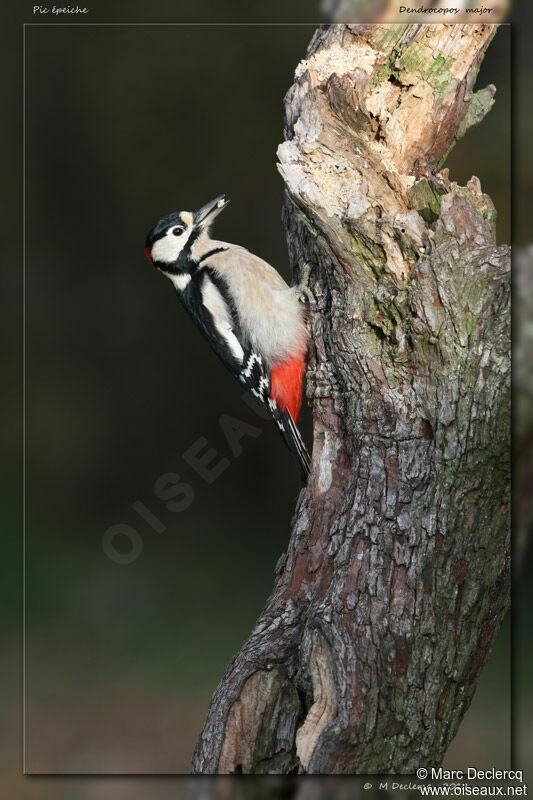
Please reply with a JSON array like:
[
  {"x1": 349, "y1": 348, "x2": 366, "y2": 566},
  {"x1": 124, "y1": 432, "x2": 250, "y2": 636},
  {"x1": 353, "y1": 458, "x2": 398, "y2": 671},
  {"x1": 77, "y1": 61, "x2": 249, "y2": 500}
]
[{"x1": 145, "y1": 195, "x2": 311, "y2": 484}]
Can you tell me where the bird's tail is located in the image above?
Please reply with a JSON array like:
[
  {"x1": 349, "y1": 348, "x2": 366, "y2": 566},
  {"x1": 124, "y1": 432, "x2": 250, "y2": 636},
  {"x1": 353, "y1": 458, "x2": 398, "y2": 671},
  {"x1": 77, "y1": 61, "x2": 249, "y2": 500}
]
[{"x1": 274, "y1": 409, "x2": 311, "y2": 487}]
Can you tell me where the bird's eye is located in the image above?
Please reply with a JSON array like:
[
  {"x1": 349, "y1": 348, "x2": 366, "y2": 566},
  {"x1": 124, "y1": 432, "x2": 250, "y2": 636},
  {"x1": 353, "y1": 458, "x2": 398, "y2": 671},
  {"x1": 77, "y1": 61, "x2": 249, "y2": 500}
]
[{"x1": 172, "y1": 226, "x2": 184, "y2": 237}]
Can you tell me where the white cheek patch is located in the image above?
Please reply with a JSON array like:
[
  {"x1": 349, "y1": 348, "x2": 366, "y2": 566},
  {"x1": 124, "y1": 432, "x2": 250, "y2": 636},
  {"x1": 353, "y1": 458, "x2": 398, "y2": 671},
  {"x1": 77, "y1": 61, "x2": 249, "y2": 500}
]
[
  {"x1": 169, "y1": 273, "x2": 191, "y2": 291},
  {"x1": 151, "y1": 227, "x2": 192, "y2": 264},
  {"x1": 201, "y1": 278, "x2": 244, "y2": 362}
]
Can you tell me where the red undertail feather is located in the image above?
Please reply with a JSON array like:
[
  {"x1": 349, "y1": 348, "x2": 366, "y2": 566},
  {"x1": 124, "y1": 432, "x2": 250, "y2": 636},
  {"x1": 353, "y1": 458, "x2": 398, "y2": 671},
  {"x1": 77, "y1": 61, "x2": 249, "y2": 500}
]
[{"x1": 270, "y1": 355, "x2": 306, "y2": 422}]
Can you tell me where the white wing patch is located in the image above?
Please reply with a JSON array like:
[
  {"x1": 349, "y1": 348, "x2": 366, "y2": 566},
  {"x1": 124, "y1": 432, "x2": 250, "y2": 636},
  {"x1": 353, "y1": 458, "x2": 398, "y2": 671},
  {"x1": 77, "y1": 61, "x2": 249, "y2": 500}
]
[{"x1": 201, "y1": 277, "x2": 244, "y2": 362}]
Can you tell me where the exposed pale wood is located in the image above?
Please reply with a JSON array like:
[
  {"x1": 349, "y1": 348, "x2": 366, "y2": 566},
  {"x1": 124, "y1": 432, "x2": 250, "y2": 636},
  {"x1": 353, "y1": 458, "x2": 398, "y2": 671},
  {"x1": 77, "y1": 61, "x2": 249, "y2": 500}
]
[
  {"x1": 295, "y1": 632, "x2": 337, "y2": 769},
  {"x1": 192, "y1": 23, "x2": 510, "y2": 775}
]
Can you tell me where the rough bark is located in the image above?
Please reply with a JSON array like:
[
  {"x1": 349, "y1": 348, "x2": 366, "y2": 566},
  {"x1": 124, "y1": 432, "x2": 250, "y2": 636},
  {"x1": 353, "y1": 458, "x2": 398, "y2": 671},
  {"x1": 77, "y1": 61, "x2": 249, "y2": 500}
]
[{"x1": 192, "y1": 23, "x2": 510, "y2": 775}]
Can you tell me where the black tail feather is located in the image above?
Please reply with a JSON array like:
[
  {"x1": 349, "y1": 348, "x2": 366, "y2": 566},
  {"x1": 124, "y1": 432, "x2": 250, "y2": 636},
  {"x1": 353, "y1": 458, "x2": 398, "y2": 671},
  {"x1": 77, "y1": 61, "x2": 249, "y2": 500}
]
[{"x1": 274, "y1": 410, "x2": 311, "y2": 486}]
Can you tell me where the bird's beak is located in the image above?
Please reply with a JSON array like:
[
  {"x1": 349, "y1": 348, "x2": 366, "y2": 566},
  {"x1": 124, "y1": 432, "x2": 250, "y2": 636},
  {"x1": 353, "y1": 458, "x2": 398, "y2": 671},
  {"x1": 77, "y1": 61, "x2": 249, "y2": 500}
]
[{"x1": 193, "y1": 195, "x2": 229, "y2": 229}]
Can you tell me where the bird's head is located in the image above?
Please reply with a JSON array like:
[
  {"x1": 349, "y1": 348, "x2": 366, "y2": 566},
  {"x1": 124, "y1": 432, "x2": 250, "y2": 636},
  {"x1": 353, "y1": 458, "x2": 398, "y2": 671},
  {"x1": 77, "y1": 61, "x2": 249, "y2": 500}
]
[{"x1": 145, "y1": 194, "x2": 229, "y2": 272}]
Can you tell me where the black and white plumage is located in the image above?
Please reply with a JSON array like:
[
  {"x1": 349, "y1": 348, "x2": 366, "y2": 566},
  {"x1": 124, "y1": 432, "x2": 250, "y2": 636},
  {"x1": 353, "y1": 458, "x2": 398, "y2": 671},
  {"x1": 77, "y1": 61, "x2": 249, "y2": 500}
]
[{"x1": 145, "y1": 195, "x2": 311, "y2": 484}]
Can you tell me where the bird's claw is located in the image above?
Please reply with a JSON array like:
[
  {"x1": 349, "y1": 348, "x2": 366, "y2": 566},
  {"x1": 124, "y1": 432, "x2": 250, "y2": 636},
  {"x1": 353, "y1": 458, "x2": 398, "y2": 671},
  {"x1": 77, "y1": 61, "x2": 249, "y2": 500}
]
[{"x1": 296, "y1": 262, "x2": 317, "y2": 306}]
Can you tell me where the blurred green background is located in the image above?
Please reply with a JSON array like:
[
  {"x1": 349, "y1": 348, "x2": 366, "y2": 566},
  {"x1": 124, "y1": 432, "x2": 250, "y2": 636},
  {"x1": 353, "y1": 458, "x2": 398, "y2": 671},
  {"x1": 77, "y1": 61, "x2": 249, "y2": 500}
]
[{"x1": 2, "y1": 3, "x2": 518, "y2": 789}]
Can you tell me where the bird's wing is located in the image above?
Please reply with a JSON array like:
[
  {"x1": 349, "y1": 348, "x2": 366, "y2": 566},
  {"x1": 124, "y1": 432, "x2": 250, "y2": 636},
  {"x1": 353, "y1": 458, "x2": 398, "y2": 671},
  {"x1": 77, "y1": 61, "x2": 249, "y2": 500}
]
[
  {"x1": 200, "y1": 272, "x2": 245, "y2": 365},
  {"x1": 238, "y1": 349, "x2": 273, "y2": 409}
]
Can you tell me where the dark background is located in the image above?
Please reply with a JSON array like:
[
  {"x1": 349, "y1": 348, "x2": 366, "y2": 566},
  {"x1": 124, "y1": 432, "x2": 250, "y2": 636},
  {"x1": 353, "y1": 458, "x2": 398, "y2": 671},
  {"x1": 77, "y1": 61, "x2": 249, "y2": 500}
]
[{"x1": 1, "y1": 7, "x2": 517, "y2": 784}]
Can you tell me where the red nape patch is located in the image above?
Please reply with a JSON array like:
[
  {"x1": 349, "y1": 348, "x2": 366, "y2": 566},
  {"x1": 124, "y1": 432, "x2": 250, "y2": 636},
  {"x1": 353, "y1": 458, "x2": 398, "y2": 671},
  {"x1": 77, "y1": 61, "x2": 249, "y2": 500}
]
[
  {"x1": 145, "y1": 246, "x2": 153, "y2": 263},
  {"x1": 271, "y1": 356, "x2": 306, "y2": 422}
]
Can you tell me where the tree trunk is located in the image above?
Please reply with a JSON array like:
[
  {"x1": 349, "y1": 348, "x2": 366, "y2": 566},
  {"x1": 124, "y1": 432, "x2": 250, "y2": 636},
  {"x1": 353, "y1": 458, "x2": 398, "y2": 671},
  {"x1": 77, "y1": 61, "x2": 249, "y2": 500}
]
[{"x1": 192, "y1": 23, "x2": 510, "y2": 775}]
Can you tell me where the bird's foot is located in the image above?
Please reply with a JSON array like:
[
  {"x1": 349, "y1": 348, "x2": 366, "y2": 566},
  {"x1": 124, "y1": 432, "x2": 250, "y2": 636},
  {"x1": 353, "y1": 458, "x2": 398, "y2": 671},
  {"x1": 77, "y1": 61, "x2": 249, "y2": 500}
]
[{"x1": 296, "y1": 262, "x2": 317, "y2": 306}]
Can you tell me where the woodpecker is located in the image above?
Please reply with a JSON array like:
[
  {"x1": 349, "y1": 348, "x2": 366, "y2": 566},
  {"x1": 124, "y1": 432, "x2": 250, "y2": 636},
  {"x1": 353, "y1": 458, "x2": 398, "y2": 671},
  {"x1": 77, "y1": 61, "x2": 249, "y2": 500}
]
[{"x1": 145, "y1": 195, "x2": 311, "y2": 484}]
